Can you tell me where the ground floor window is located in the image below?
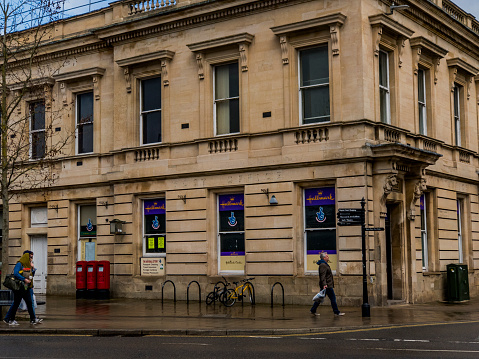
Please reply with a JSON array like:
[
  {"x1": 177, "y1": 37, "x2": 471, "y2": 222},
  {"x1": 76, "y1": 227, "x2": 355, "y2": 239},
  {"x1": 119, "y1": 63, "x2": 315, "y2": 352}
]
[
  {"x1": 218, "y1": 193, "x2": 245, "y2": 273},
  {"x1": 420, "y1": 194, "x2": 428, "y2": 270},
  {"x1": 304, "y1": 187, "x2": 337, "y2": 272},
  {"x1": 78, "y1": 205, "x2": 97, "y2": 261},
  {"x1": 143, "y1": 199, "x2": 166, "y2": 256}
]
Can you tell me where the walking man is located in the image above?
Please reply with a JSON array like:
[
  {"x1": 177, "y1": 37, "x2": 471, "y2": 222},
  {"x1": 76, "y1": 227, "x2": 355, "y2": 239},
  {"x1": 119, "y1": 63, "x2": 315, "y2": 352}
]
[{"x1": 310, "y1": 252, "x2": 345, "y2": 316}]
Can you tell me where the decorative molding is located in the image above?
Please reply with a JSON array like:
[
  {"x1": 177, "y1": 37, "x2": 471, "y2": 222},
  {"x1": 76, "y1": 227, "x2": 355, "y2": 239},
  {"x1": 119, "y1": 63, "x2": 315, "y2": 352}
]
[
  {"x1": 447, "y1": 58, "x2": 479, "y2": 76},
  {"x1": 161, "y1": 59, "x2": 170, "y2": 86},
  {"x1": 369, "y1": 14, "x2": 414, "y2": 60},
  {"x1": 410, "y1": 36, "x2": 448, "y2": 80},
  {"x1": 124, "y1": 68, "x2": 131, "y2": 93},
  {"x1": 239, "y1": 43, "x2": 248, "y2": 72},
  {"x1": 279, "y1": 36, "x2": 289, "y2": 65},
  {"x1": 195, "y1": 53, "x2": 204, "y2": 80},
  {"x1": 447, "y1": 58, "x2": 479, "y2": 95},
  {"x1": 52, "y1": 67, "x2": 106, "y2": 83},
  {"x1": 9, "y1": 77, "x2": 55, "y2": 92},
  {"x1": 187, "y1": 33, "x2": 254, "y2": 53},
  {"x1": 92, "y1": 75, "x2": 100, "y2": 100},
  {"x1": 449, "y1": 66, "x2": 458, "y2": 92},
  {"x1": 412, "y1": 47, "x2": 422, "y2": 75},
  {"x1": 60, "y1": 82, "x2": 67, "y2": 106},
  {"x1": 407, "y1": 178, "x2": 427, "y2": 220},
  {"x1": 115, "y1": 50, "x2": 175, "y2": 68},
  {"x1": 434, "y1": 58, "x2": 441, "y2": 84},
  {"x1": 271, "y1": 13, "x2": 346, "y2": 60}
]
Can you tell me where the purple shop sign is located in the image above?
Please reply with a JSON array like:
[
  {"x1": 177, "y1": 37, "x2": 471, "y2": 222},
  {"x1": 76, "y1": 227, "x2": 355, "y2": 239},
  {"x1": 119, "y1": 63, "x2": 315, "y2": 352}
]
[
  {"x1": 307, "y1": 250, "x2": 337, "y2": 255},
  {"x1": 304, "y1": 187, "x2": 335, "y2": 206},
  {"x1": 219, "y1": 194, "x2": 244, "y2": 211},
  {"x1": 144, "y1": 199, "x2": 166, "y2": 215},
  {"x1": 221, "y1": 251, "x2": 246, "y2": 256}
]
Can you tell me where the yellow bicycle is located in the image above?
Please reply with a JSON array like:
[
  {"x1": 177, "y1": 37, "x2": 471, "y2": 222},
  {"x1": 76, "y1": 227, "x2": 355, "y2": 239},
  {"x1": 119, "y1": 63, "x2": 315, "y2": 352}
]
[{"x1": 222, "y1": 278, "x2": 255, "y2": 307}]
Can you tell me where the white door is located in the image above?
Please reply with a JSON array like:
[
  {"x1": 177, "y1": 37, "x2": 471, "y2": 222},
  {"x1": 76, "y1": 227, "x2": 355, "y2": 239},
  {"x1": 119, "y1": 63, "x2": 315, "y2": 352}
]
[{"x1": 31, "y1": 236, "x2": 47, "y2": 294}]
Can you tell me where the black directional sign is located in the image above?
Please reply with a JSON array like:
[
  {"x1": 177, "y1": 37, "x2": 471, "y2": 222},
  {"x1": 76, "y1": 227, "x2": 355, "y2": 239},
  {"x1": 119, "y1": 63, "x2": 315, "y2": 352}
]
[
  {"x1": 337, "y1": 208, "x2": 364, "y2": 226},
  {"x1": 365, "y1": 227, "x2": 384, "y2": 231}
]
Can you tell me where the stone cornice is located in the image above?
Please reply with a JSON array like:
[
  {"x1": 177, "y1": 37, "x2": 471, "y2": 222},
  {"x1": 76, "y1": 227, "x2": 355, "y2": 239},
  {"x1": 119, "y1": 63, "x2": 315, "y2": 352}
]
[
  {"x1": 53, "y1": 67, "x2": 106, "y2": 82},
  {"x1": 447, "y1": 57, "x2": 479, "y2": 76},
  {"x1": 270, "y1": 12, "x2": 346, "y2": 36},
  {"x1": 369, "y1": 13, "x2": 414, "y2": 39},
  {"x1": 187, "y1": 33, "x2": 254, "y2": 52},
  {"x1": 115, "y1": 50, "x2": 175, "y2": 67},
  {"x1": 409, "y1": 36, "x2": 448, "y2": 58}
]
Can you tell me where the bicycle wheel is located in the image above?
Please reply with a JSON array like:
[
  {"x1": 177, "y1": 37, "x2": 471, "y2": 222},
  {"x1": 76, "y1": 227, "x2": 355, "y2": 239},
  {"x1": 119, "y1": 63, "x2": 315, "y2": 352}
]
[
  {"x1": 220, "y1": 288, "x2": 235, "y2": 307},
  {"x1": 206, "y1": 292, "x2": 216, "y2": 305},
  {"x1": 245, "y1": 284, "x2": 253, "y2": 304}
]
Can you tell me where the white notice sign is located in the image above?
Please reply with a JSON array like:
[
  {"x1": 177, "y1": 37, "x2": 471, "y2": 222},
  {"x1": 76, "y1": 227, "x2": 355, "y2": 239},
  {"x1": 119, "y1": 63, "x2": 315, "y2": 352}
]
[{"x1": 141, "y1": 258, "x2": 165, "y2": 276}]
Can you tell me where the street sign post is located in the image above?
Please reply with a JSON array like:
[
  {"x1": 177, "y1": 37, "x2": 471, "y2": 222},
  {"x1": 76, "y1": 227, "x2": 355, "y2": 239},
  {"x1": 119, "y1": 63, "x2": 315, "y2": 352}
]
[{"x1": 338, "y1": 199, "x2": 384, "y2": 317}]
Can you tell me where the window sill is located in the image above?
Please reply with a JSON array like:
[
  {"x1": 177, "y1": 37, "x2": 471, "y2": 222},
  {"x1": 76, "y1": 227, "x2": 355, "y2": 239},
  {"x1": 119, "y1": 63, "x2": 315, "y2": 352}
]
[{"x1": 422, "y1": 271, "x2": 441, "y2": 276}]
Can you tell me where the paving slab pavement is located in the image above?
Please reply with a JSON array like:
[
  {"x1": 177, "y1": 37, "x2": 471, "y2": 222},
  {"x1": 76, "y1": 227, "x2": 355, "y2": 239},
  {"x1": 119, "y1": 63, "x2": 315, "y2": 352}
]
[{"x1": 1, "y1": 295, "x2": 479, "y2": 336}]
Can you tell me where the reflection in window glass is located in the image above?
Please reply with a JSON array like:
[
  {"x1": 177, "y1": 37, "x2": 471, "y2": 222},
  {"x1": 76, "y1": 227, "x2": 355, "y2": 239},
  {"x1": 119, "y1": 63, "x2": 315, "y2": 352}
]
[
  {"x1": 218, "y1": 193, "x2": 244, "y2": 272},
  {"x1": 141, "y1": 77, "x2": 162, "y2": 144},
  {"x1": 215, "y1": 63, "x2": 239, "y2": 135}
]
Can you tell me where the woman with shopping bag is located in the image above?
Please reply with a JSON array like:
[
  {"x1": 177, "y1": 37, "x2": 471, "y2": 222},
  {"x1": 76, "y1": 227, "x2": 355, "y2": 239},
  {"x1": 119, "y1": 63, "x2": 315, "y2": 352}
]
[{"x1": 3, "y1": 250, "x2": 43, "y2": 326}]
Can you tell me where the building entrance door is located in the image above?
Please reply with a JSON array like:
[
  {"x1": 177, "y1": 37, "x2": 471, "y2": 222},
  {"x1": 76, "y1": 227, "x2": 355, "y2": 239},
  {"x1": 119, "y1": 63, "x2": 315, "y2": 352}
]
[
  {"x1": 385, "y1": 203, "x2": 403, "y2": 301},
  {"x1": 31, "y1": 236, "x2": 47, "y2": 294}
]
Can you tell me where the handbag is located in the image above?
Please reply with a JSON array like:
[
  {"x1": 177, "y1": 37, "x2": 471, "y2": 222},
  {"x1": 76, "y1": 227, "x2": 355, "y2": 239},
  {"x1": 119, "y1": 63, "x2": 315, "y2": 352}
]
[
  {"x1": 3, "y1": 273, "x2": 23, "y2": 291},
  {"x1": 312, "y1": 288, "x2": 327, "y2": 303}
]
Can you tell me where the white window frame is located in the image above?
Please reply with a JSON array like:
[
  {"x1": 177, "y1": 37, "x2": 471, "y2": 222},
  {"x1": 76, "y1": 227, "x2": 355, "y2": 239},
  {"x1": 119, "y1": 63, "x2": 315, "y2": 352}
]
[
  {"x1": 217, "y1": 195, "x2": 244, "y2": 275},
  {"x1": 454, "y1": 85, "x2": 461, "y2": 147},
  {"x1": 379, "y1": 50, "x2": 391, "y2": 124},
  {"x1": 75, "y1": 91, "x2": 94, "y2": 155},
  {"x1": 418, "y1": 68, "x2": 427, "y2": 136},
  {"x1": 213, "y1": 62, "x2": 240, "y2": 137},
  {"x1": 420, "y1": 194, "x2": 428, "y2": 271},
  {"x1": 139, "y1": 76, "x2": 162, "y2": 146},
  {"x1": 298, "y1": 44, "x2": 330, "y2": 125},
  {"x1": 457, "y1": 199, "x2": 464, "y2": 263},
  {"x1": 29, "y1": 101, "x2": 46, "y2": 160},
  {"x1": 142, "y1": 198, "x2": 167, "y2": 258}
]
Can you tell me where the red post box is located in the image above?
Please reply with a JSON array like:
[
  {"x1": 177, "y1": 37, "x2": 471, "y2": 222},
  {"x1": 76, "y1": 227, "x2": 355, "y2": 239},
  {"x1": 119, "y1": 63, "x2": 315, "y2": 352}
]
[
  {"x1": 76, "y1": 261, "x2": 87, "y2": 299},
  {"x1": 96, "y1": 260, "x2": 110, "y2": 300},
  {"x1": 86, "y1": 261, "x2": 98, "y2": 299}
]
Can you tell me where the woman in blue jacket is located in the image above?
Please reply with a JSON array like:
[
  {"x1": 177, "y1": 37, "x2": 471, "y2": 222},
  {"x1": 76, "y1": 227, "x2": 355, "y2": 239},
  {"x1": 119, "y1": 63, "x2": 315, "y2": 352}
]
[{"x1": 3, "y1": 250, "x2": 42, "y2": 325}]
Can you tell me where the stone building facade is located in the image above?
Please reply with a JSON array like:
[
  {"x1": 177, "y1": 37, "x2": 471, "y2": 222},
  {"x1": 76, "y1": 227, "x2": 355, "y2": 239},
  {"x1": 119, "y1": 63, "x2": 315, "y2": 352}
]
[{"x1": 3, "y1": 0, "x2": 479, "y2": 305}]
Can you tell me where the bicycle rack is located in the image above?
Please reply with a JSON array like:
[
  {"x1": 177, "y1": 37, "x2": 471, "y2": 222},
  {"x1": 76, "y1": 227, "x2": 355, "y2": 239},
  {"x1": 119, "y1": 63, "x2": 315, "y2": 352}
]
[
  {"x1": 271, "y1": 282, "x2": 284, "y2": 307},
  {"x1": 244, "y1": 281, "x2": 256, "y2": 306},
  {"x1": 187, "y1": 280, "x2": 201, "y2": 305},
  {"x1": 161, "y1": 280, "x2": 176, "y2": 304}
]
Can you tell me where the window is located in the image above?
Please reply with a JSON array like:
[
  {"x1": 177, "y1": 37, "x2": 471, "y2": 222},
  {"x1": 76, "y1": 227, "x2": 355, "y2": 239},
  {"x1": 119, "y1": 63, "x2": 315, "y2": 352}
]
[
  {"x1": 78, "y1": 205, "x2": 96, "y2": 261},
  {"x1": 300, "y1": 45, "x2": 330, "y2": 124},
  {"x1": 379, "y1": 50, "x2": 390, "y2": 124},
  {"x1": 143, "y1": 199, "x2": 166, "y2": 256},
  {"x1": 218, "y1": 193, "x2": 244, "y2": 273},
  {"x1": 457, "y1": 199, "x2": 464, "y2": 263},
  {"x1": 214, "y1": 63, "x2": 239, "y2": 135},
  {"x1": 30, "y1": 101, "x2": 45, "y2": 159},
  {"x1": 420, "y1": 194, "x2": 428, "y2": 270},
  {"x1": 453, "y1": 84, "x2": 462, "y2": 146},
  {"x1": 76, "y1": 92, "x2": 94, "y2": 154},
  {"x1": 140, "y1": 77, "x2": 162, "y2": 144},
  {"x1": 418, "y1": 69, "x2": 427, "y2": 135},
  {"x1": 304, "y1": 187, "x2": 336, "y2": 272}
]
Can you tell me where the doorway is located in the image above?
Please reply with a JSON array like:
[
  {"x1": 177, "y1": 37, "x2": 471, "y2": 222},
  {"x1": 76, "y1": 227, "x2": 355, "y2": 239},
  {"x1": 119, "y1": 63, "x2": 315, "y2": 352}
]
[
  {"x1": 31, "y1": 236, "x2": 47, "y2": 294},
  {"x1": 385, "y1": 203, "x2": 403, "y2": 301}
]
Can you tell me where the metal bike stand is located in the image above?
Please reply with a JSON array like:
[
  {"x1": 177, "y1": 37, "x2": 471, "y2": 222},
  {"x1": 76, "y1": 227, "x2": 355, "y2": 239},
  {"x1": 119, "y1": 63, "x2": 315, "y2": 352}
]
[
  {"x1": 161, "y1": 280, "x2": 176, "y2": 304},
  {"x1": 187, "y1": 280, "x2": 201, "y2": 305},
  {"x1": 271, "y1": 282, "x2": 284, "y2": 307}
]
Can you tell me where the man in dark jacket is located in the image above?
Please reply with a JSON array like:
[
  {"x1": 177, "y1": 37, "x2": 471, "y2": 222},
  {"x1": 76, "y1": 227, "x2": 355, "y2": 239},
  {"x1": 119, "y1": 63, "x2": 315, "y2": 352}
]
[{"x1": 310, "y1": 252, "x2": 345, "y2": 316}]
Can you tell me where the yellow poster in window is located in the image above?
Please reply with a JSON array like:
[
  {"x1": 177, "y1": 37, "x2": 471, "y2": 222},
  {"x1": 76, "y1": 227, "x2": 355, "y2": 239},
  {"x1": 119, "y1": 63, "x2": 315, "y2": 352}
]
[
  {"x1": 158, "y1": 237, "x2": 165, "y2": 249},
  {"x1": 148, "y1": 237, "x2": 155, "y2": 249}
]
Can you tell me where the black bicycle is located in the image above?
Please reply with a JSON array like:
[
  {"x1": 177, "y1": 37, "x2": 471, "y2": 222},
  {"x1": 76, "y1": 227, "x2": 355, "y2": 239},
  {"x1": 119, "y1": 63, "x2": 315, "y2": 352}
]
[{"x1": 206, "y1": 276, "x2": 231, "y2": 305}]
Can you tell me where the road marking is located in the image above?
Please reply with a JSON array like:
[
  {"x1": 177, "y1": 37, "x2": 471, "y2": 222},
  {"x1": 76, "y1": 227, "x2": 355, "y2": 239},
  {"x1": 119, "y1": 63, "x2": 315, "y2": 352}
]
[
  {"x1": 248, "y1": 336, "x2": 282, "y2": 339},
  {"x1": 299, "y1": 338, "x2": 327, "y2": 340},
  {"x1": 162, "y1": 343, "x2": 211, "y2": 346},
  {"x1": 373, "y1": 348, "x2": 479, "y2": 353}
]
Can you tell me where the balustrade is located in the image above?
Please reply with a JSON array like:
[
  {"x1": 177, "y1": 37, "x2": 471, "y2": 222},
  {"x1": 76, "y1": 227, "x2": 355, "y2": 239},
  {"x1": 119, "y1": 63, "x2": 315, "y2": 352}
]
[
  {"x1": 294, "y1": 128, "x2": 328, "y2": 144},
  {"x1": 208, "y1": 138, "x2": 238, "y2": 153},
  {"x1": 127, "y1": 0, "x2": 176, "y2": 15}
]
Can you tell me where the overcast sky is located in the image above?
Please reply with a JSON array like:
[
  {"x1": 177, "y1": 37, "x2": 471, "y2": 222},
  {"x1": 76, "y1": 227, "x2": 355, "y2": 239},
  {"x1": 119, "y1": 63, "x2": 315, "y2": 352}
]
[{"x1": 451, "y1": 0, "x2": 479, "y2": 18}]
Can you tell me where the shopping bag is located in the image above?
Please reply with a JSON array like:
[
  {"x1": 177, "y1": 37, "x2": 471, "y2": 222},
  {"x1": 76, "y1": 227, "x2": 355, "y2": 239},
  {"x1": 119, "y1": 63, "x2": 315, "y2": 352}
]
[
  {"x1": 19, "y1": 293, "x2": 37, "y2": 311},
  {"x1": 313, "y1": 288, "x2": 326, "y2": 303},
  {"x1": 2, "y1": 274, "x2": 22, "y2": 291}
]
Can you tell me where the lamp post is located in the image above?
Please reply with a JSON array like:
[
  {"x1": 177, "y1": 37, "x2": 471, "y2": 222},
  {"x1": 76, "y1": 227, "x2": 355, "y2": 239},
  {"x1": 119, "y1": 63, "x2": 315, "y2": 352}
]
[{"x1": 361, "y1": 197, "x2": 370, "y2": 317}]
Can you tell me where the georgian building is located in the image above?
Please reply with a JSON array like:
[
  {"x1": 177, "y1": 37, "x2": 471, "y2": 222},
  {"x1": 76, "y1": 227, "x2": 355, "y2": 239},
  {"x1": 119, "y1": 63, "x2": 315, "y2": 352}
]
[{"x1": 3, "y1": 0, "x2": 479, "y2": 305}]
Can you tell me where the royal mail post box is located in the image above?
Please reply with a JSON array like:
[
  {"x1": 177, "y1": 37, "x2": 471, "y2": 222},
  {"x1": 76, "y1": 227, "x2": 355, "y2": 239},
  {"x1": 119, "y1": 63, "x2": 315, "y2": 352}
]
[
  {"x1": 86, "y1": 261, "x2": 98, "y2": 299},
  {"x1": 96, "y1": 261, "x2": 110, "y2": 300},
  {"x1": 76, "y1": 261, "x2": 87, "y2": 299}
]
